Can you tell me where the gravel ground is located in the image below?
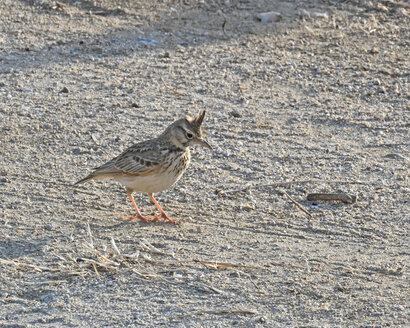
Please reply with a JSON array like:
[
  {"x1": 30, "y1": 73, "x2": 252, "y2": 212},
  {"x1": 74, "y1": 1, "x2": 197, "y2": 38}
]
[{"x1": 1, "y1": 0, "x2": 409, "y2": 327}]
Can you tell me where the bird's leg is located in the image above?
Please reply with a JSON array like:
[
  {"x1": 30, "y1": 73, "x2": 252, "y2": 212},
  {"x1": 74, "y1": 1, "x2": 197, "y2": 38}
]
[
  {"x1": 149, "y1": 193, "x2": 176, "y2": 224},
  {"x1": 123, "y1": 194, "x2": 158, "y2": 222}
]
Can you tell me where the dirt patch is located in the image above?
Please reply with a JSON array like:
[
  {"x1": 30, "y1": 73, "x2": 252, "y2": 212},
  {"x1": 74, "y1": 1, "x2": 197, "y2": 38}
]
[{"x1": 1, "y1": 0, "x2": 409, "y2": 326}]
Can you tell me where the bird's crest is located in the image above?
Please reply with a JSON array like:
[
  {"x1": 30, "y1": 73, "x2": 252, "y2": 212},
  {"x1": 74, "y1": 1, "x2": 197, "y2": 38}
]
[{"x1": 185, "y1": 110, "x2": 206, "y2": 136}]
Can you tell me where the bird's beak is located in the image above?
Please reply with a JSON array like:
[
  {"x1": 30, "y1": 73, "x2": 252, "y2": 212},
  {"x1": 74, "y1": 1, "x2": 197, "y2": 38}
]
[{"x1": 195, "y1": 138, "x2": 212, "y2": 149}]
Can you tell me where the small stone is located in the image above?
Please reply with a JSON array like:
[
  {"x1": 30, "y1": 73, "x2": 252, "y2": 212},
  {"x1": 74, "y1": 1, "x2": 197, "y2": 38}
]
[
  {"x1": 377, "y1": 3, "x2": 388, "y2": 12},
  {"x1": 242, "y1": 203, "x2": 255, "y2": 211},
  {"x1": 44, "y1": 223, "x2": 53, "y2": 231},
  {"x1": 72, "y1": 148, "x2": 82, "y2": 155},
  {"x1": 240, "y1": 97, "x2": 248, "y2": 105},
  {"x1": 60, "y1": 87, "x2": 69, "y2": 93},
  {"x1": 91, "y1": 46, "x2": 103, "y2": 54},
  {"x1": 259, "y1": 316, "x2": 267, "y2": 323},
  {"x1": 299, "y1": 9, "x2": 311, "y2": 18},
  {"x1": 384, "y1": 153, "x2": 407, "y2": 161},
  {"x1": 256, "y1": 11, "x2": 282, "y2": 24},
  {"x1": 311, "y1": 12, "x2": 328, "y2": 19},
  {"x1": 398, "y1": 8, "x2": 409, "y2": 17},
  {"x1": 137, "y1": 37, "x2": 158, "y2": 45},
  {"x1": 230, "y1": 110, "x2": 242, "y2": 118},
  {"x1": 370, "y1": 47, "x2": 380, "y2": 54}
]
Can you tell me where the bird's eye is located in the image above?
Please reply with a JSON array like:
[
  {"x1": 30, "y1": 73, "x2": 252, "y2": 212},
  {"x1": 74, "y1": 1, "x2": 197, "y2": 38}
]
[{"x1": 186, "y1": 132, "x2": 194, "y2": 139}]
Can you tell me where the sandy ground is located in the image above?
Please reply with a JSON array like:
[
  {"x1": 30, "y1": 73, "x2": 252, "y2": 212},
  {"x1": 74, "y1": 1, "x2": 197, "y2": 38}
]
[{"x1": 1, "y1": 0, "x2": 409, "y2": 327}]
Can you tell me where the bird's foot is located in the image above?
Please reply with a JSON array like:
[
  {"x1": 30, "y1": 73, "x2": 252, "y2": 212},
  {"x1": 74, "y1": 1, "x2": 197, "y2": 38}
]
[{"x1": 151, "y1": 213, "x2": 177, "y2": 224}]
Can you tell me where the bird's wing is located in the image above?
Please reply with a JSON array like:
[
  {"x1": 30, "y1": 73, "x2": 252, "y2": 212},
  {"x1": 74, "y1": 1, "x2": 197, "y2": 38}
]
[{"x1": 93, "y1": 141, "x2": 163, "y2": 177}]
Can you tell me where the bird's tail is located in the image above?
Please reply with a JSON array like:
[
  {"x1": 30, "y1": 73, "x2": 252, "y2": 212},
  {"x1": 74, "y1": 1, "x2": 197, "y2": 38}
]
[
  {"x1": 74, "y1": 171, "x2": 120, "y2": 185},
  {"x1": 74, "y1": 158, "x2": 121, "y2": 186},
  {"x1": 74, "y1": 175, "x2": 95, "y2": 185}
]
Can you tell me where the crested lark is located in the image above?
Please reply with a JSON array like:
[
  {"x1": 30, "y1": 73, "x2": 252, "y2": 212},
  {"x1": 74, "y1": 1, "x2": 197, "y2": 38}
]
[{"x1": 75, "y1": 110, "x2": 211, "y2": 224}]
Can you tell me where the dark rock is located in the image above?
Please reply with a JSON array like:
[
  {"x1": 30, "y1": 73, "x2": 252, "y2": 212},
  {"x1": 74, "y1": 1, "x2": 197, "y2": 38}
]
[{"x1": 230, "y1": 110, "x2": 242, "y2": 118}]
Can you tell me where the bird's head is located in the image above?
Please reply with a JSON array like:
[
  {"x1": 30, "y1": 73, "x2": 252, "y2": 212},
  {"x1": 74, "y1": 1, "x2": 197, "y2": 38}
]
[{"x1": 165, "y1": 110, "x2": 212, "y2": 150}]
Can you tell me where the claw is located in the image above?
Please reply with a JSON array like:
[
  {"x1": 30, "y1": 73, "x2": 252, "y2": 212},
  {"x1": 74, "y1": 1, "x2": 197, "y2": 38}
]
[{"x1": 150, "y1": 213, "x2": 177, "y2": 224}]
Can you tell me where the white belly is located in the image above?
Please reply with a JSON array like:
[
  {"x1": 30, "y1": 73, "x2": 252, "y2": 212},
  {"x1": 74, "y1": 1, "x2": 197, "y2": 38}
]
[{"x1": 116, "y1": 151, "x2": 190, "y2": 194}]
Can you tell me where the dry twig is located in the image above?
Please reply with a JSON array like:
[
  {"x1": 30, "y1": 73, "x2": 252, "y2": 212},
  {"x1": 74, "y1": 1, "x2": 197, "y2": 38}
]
[
  {"x1": 0, "y1": 257, "x2": 59, "y2": 272},
  {"x1": 138, "y1": 239, "x2": 172, "y2": 256},
  {"x1": 160, "y1": 77, "x2": 186, "y2": 96},
  {"x1": 307, "y1": 193, "x2": 358, "y2": 204},
  {"x1": 86, "y1": 222, "x2": 94, "y2": 248},
  {"x1": 197, "y1": 282, "x2": 228, "y2": 295},
  {"x1": 282, "y1": 190, "x2": 312, "y2": 218},
  {"x1": 192, "y1": 259, "x2": 263, "y2": 270},
  {"x1": 110, "y1": 237, "x2": 121, "y2": 256},
  {"x1": 217, "y1": 10, "x2": 228, "y2": 35}
]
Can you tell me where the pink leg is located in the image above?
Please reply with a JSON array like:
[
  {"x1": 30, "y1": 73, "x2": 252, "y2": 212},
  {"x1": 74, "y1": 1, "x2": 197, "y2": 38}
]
[
  {"x1": 122, "y1": 194, "x2": 157, "y2": 222},
  {"x1": 149, "y1": 193, "x2": 176, "y2": 224}
]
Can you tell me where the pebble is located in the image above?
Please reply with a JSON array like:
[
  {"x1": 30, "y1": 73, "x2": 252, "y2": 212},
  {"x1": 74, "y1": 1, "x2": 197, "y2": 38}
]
[
  {"x1": 368, "y1": 79, "x2": 381, "y2": 87},
  {"x1": 60, "y1": 87, "x2": 69, "y2": 93},
  {"x1": 230, "y1": 110, "x2": 242, "y2": 118},
  {"x1": 242, "y1": 203, "x2": 255, "y2": 211},
  {"x1": 299, "y1": 9, "x2": 311, "y2": 18},
  {"x1": 256, "y1": 12, "x2": 282, "y2": 24},
  {"x1": 259, "y1": 316, "x2": 268, "y2": 323},
  {"x1": 71, "y1": 147, "x2": 83, "y2": 155},
  {"x1": 311, "y1": 12, "x2": 329, "y2": 19},
  {"x1": 91, "y1": 46, "x2": 103, "y2": 54},
  {"x1": 137, "y1": 36, "x2": 158, "y2": 45},
  {"x1": 44, "y1": 223, "x2": 53, "y2": 231},
  {"x1": 384, "y1": 153, "x2": 407, "y2": 161}
]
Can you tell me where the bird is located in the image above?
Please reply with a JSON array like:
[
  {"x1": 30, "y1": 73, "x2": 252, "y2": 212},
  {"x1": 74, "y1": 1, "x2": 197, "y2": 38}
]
[{"x1": 75, "y1": 110, "x2": 211, "y2": 224}]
